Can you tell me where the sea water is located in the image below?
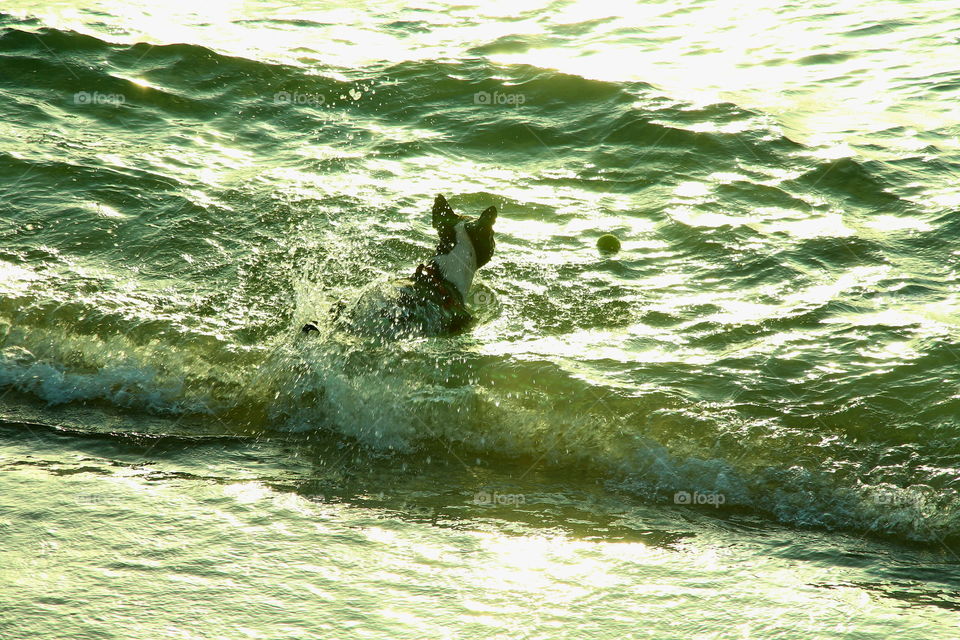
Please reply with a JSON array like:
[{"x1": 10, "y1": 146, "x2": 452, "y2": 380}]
[{"x1": 2, "y1": 1, "x2": 960, "y2": 638}]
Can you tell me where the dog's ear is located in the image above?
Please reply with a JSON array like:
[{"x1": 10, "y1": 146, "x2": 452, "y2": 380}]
[
  {"x1": 432, "y1": 194, "x2": 458, "y2": 228},
  {"x1": 478, "y1": 205, "x2": 497, "y2": 226}
]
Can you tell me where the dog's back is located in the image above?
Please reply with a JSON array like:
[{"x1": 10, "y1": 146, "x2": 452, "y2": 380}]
[{"x1": 327, "y1": 276, "x2": 471, "y2": 338}]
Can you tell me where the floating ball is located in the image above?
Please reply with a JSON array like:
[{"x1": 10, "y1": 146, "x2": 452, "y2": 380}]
[{"x1": 596, "y1": 233, "x2": 621, "y2": 254}]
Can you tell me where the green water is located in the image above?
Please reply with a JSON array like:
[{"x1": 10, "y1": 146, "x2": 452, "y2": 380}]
[{"x1": 2, "y1": 0, "x2": 960, "y2": 637}]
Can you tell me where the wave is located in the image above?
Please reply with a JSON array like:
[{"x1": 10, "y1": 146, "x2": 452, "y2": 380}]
[
  {"x1": 2, "y1": 11, "x2": 960, "y2": 547},
  {"x1": 0, "y1": 17, "x2": 929, "y2": 215},
  {"x1": 2, "y1": 291, "x2": 959, "y2": 545}
]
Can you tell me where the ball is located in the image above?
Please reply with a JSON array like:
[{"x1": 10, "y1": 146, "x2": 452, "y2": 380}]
[{"x1": 596, "y1": 233, "x2": 621, "y2": 254}]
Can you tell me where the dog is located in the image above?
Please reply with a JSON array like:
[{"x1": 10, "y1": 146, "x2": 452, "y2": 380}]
[{"x1": 301, "y1": 194, "x2": 497, "y2": 337}]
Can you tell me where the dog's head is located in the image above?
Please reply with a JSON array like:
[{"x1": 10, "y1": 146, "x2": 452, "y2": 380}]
[{"x1": 431, "y1": 194, "x2": 497, "y2": 267}]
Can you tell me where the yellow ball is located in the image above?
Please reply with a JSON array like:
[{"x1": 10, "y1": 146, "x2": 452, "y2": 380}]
[{"x1": 596, "y1": 234, "x2": 621, "y2": 254}]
